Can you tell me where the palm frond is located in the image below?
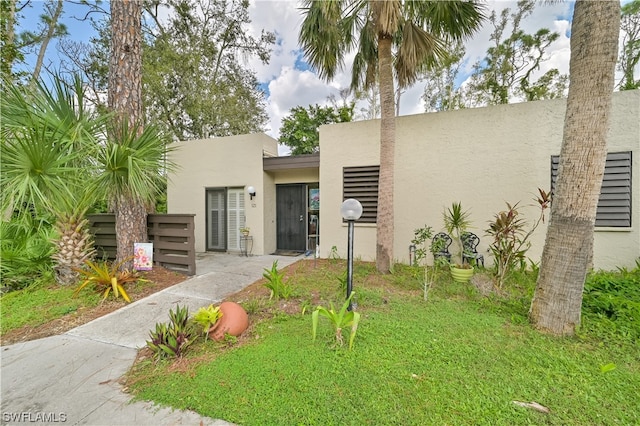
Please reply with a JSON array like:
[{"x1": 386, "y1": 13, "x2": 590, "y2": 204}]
[
  {"x1": 413, "y1": 0, "x2": 487, "y2": 41},
  {"x1": 92, "y1": 120, "x2": 176, "y2": 206},
  {"x1": 395, "y1": 21, "x2": 447, "y2": 88}
]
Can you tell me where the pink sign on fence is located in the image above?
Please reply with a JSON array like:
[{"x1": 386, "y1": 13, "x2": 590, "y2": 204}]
[{"x1": 134, "y1": 243, "x2": 153, "y2": 271}]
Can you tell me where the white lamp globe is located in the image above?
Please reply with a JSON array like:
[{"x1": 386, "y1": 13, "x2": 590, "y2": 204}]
[{"x1": 340, "y1": 198, "x2": 363, "y2": 221}]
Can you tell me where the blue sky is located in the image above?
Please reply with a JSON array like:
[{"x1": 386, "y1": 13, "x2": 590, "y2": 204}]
[{"x1": 15, "y1": 0, "x2": 597, "y2": 152}]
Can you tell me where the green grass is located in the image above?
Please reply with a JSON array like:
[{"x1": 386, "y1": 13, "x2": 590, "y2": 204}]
[
  {"x1": 127, "y1": 262, "x2": 640, "y2": 425},
  {"x1": 0, "y1": 282, "x2": 103, "y2": 333}
]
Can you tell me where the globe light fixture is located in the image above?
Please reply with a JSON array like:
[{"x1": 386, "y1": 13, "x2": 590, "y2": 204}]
[
  {"x1": 340, "y1": 198, "x2": 363, "y2": 310},
  {"x1": 247, "y1": 186, "x2": 256, "y2": 200}
]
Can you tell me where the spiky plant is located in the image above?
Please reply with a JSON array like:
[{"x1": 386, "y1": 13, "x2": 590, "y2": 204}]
[{"x1": 1, "y1": 74, "x2": 107, "y2": 286}]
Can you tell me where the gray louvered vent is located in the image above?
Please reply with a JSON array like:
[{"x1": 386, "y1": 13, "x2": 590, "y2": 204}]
[
  {"x1": 551, "y1": 151, "x2": 632, "y2": 227},
  {"x1": 343, "y1": 165, "x2": 380, "y2": 223}
]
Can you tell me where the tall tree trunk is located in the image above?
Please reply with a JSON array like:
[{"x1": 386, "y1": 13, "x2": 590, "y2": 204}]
[
  {"x1": 376, "y1": 34, "x2": 395, "y2": 274},
  {"x1": 1, "y1": 0, "x2": 17, "y2": 78},
  {"x1": 108, "y1": 0, "x2": 145, "y2": 270},
  {"x1": 31, "y1": 0, "x2": 64, "y2": 83},
  {"x1": 529, "y1": 0, "x2": 620, "y2": 335},
  {"x1": 108, "y1": 0, "x2": 143, "y2": 125}
]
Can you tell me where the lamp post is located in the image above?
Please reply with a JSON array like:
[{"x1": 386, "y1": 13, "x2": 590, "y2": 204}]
[{"x1": 340, "y1": 198, "x2": 363, "y2": 311}]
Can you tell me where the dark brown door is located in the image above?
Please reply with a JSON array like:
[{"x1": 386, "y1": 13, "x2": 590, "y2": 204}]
[{"x1": 276, "y1": 184, "x2": 306, "y2": 252}]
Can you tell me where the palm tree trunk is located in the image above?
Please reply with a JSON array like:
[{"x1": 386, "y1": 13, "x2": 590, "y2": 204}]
[
  {"x1": 529, "y1": 0, "x2": 619, "y2": 335},
  {"x1": 376, "y1": 34, "x2": 395, "y2": 274}
]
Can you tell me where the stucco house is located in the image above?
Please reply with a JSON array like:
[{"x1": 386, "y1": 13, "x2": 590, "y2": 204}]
[{"x1": 167, "y1": 89, "x2": 639, "y2": 271}]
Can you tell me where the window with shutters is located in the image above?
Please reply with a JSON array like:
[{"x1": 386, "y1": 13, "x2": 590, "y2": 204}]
[
  {"x1": 551, "y1": 151, "x2": 632, "y2": 227},
  {"x1": 343, "y1": 165, "x2": 379, "y2": 223},
  {"x1": 227, "y1": 188, "x2": 245, "y2": 250}
]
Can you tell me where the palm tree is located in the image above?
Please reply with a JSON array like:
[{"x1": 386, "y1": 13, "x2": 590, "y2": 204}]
[
  {"x1": 299, "y1": 0, "x2": 486, "y2": 273},
  {"x1": 1, "y1": 74, "x2": 105, "y2": 285},
  {"x1": 90, "y1": 120, "x2": 176, "y2": 262},
  {"x1": 529, "y1": 0, "x2": 620, "y2": 335}
]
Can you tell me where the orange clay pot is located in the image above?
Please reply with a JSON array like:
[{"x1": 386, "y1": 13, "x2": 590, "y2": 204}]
[{"x1": 208, "y1": 301, "x2": 249, "y2": 341}]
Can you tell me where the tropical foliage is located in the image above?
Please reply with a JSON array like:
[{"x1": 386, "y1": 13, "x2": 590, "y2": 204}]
[
  {"x1": 262, "y1": 260, "x2": 293, "y2": 300},
  {"x1": 193, "y1": 304, "x2": 223, "y2": 338},
  {"x1": 1, "y1": 74, "x2": 105, "y2": 285},
  {"x1": 485, "y1": 189, "x2": 551, "y2": 288},
  {"x1": 73, "y1": 258, "x2": 144, "y2": 302},
  {"x1": 312, "y1": 292, "x2": 361, "y2": 350},
  {"x1": 0, "y1": 217, "x2": 55, "y2": 292},
  {"x1": 1, "y1": 72, "x2": 175, "y2": 287},
  {"x1": 147, "y1": 305, "x2": 199, "y2": 359},
  {"x1": 581, "y1": 263, "x2": 640, "y2": 343},
  {"x1": 442, "y1": 202, "x2": 471, "y2": 267}
]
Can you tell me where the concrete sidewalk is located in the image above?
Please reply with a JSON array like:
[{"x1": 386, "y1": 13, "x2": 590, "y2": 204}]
[{"x1": 1, "y1": 253, "x2": 302, "y2": 426}]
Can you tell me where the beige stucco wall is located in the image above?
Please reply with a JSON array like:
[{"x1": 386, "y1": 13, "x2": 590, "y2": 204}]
[
  {"x1": 319, "y1": 89, "x2": 640, "y2": 270},
  {"x1": 167, "y1": 134, "x2": 320, "y2": 256},
  {"x1": 167, "y1": 133, "x2": 278, "y2": 254}
]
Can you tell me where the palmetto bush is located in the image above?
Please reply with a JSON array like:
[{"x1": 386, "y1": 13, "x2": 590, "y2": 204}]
[
  {"x1": 1, "y1": 72, "x2": 176, "y2": 282},
  {"x1": 1, "y1": 74, "x2": 105, "y2": 286},
  {"x1": 0, "y1": 217, "x2": 55, "y2": 292}
]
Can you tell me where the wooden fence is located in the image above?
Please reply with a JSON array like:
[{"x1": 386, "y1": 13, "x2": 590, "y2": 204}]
[{"x1": 88, "y1": 214, "x2": 196, "y2": 275}]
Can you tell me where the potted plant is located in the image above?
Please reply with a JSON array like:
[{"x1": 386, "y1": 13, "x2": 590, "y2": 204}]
[
  {"x1": 443, "y1": 202, "x2": 474, "y2": 283},
  {"x1": 239, "y1": 226, "x2": 250, "y2": 236}
]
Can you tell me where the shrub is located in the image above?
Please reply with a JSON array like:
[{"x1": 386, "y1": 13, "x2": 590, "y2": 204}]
[
  {"x1": 147, "y1": 305, "x2": 199, "y2": 359},
  {"x1": 410, "y1": 225, "x2": 434, "y2": 266},
  {"x1": 485, "y1": 189, "x2": 550, "y2": 287},
  {"x1": 581, "y1": 265, "x2": 640, "y2": 342},
  {"x1": 0, "y1": 217, "x2": 55, "y2": 292}
]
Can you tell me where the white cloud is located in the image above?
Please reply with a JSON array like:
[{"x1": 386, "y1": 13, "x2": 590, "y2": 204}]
[{"x1": 248, "y1": 0, "x2": 577, "y2": 147}]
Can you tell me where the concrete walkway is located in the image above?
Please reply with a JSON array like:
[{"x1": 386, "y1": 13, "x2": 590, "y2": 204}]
[{"x1": 1, "y1": 253, "x2": 302, "y2": 426}]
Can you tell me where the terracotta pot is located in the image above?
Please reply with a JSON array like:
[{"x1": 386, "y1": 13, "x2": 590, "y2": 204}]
[{"x1": 208, "y1": 301, "x2": 249, "y2": 341}]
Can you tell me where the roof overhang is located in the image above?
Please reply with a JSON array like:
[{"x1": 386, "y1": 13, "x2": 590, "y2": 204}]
[{"x1": 263, "y1": 153, "x2": 320, "y2": 171}]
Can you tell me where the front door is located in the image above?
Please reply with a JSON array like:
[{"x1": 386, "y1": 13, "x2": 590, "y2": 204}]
[{"x1": 276, "y1": 184, "x2": 306, "y2": 252}]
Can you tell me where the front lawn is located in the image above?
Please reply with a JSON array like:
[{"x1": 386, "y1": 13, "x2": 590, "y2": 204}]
[{"x1": 126, "y1": 260, "x2": 640, "y2": 425}]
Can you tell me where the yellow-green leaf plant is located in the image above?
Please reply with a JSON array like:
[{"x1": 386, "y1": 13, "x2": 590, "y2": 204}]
[
  {"x1": 192, "y1": 304, "x2": 223, "y2": 339},
  {"x1": 73, "y1": 257, "x2": 144, "y2": 302},
  {"x1": 312, "y1": 292, "x2": 361, "y2": 350}
]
